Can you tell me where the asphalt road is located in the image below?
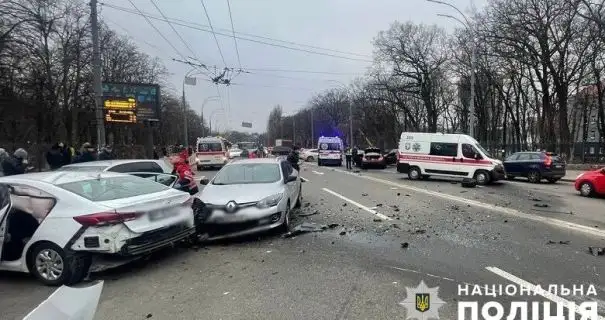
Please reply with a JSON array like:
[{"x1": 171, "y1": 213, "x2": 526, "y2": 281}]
[{"x1": 1, "y1": 163, "x2": 604, "y2": 319}]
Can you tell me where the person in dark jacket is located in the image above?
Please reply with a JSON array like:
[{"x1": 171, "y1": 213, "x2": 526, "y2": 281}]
[
  {"x1": 2, "y1": 148, "x2": 28, "y2": 176},
  {"x1": 152, "y1": 146, "x2": 159, "y2": 160},
  {"x1": 287, "y1": 146, "x2": 301, "y2": 171},
  {"x1": 46, "y1": 143, "x2": 65, "y2": 170},
  {"x1": 98, "y1": 145, "x2": 115, "y2": 160},
  {"x1": 73, "y1": 142, "x2": 97, "y2": 163},
  {"x1": 58, "y1": 143, "x2": 72, "y2": 165}
]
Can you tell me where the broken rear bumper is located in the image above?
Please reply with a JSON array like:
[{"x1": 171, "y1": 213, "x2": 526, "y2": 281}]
[{"x1": 119, "y1": 224, "x2": 196, "y2": 256}]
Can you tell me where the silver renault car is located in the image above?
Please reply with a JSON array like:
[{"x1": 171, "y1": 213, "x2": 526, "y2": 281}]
[{"x1": 197, "y1": 157, "x2": 302, "y2": 239}]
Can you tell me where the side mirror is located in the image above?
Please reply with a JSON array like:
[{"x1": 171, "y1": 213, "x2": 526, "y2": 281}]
[
  {"x1": 285, "y1": 175, "x2": 298, "y2": 183},
  {"x1": 199, "y1": 177, "x2": 209, "y2": 185}
]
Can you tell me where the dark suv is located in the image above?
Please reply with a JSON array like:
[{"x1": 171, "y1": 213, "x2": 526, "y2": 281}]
[{"x1": 503, "y1": 152, "x2": 566, "y2": 183}]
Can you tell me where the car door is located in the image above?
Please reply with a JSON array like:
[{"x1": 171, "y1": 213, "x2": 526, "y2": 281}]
[
  {"x1": 280, "y1": 161, "x2": 296, "y2": 206},
  {"x1": 514, "y1": 153, "x2": 532, "y2": 177},
  {"x1": 503, "y1": 153, "x2": 520, "y2": 175},
  {"x1": 0, "y1": 184, "x2": 11, "y2": 260}
]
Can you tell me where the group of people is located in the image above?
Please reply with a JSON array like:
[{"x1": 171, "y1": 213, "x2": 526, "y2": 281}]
[
  {"x1": 0, "y1": 148, "x2": 29, "y2": 177},
  {"x1": 344, "y1": 146, "x2": 362, "y2": 170},
  {"x1": 240, "y1": 146, "x2": 266, "y2": 159},
  {"x1": 46, "y1": 142, "x2": 116, "y2": 170}
]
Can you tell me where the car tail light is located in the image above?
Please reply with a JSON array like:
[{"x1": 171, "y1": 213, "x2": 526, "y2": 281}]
[
  {"x1": 544, "y1": 155, "x2": 552, "y2": 167},
  {"x1": 378, "y1": 156, "x2": 384, "y2": 160},
  {"x1": 73, "y1": 211, "x2": 139, "y2": 227}
]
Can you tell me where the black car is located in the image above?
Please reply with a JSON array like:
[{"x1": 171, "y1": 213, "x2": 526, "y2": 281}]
[
  {"x1": 383, "y1": 149, "x2": 398, "y2": 165},
  {"x1": 503, "y1": 152, "x2": 566, "y2": 183}
]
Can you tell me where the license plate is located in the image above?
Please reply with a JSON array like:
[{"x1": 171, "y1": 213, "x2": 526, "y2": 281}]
[{"x1": 149, "y1": 209, "x2": 178, "y2": 221}]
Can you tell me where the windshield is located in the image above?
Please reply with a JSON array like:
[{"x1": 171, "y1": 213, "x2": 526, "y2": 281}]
[
  {"x1": 59, "y1": 166, "x2": 108, "y2": 172},
  {"x1": 212, "y1": 163, "x2": 281, "y2": 185},
  {"x1": 237, "y1": 142, "x2": 258, "y2": 150},
  {"x1": 319, "y1": 143, "x2": 341, "y2": 151},
  {"x1": 58, "y1": 176, "x2": 169, "y2": 202},
  {"x1": 475, "y1": 144, "x2": 492, "y2": 158},
  {"x1": 198, "y1": 142, "x2": 223, "y2": 152}
]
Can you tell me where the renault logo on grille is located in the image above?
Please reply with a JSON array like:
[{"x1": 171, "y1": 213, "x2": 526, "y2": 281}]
[{"x1": 225, "y1": 201, "x2": 238, "y2": 213}]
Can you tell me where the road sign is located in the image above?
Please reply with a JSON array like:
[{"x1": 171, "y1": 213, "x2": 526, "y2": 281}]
[
  {"x1": 102, "y1": 82, "x2": 160, "y2": 123},
  {"x1": 241, "y1": 122, "x2": 252, "y2": 128}
]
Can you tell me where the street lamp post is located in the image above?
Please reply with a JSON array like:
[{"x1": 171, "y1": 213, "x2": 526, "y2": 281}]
[
  {"x1": 428, "y1": 0, "x2": 476, "y2": 138},
  {"x1": 310, "y1": 108, "x2": 314, "y2": 147},
  {"x1": 209, "y1": 109, "x2": 225, "y2": 135},
  {"x1": 182, "y1": 68, "x2": 197, "y2": 147},
  {"x1": 201, "y1": 96, "x2": 219, "y2": 137}
]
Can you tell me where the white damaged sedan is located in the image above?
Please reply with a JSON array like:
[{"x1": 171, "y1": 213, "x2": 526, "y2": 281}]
[{"x1": 198, "y1": 158, "x2": 302, "y2": 239}]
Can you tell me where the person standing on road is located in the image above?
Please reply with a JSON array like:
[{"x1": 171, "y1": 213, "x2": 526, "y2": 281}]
[
  {"x1": 46, "y1": 143, "x2": 66, "y2": 170},
  {"x1": 345, "y1": 147, "x2": 353, "y2": 169},
  {"x1": 352, "y1": 146, "x2": 359, "y2": 167},
  {"x1": 2, "y1": 148, "x2": 29, "y2": 176},
  {"x1": 73, "y1": 142, "x2": 97, "y2": 163},
  {"x1": 288, "y1": 146, "x2": 301, "y2": 172},
  {"x1": 98, "y1": 145, "x2": 115, "y2": 160},
  {"x1": 171, "y1": 150, "x2": 199, "y2": 195}
]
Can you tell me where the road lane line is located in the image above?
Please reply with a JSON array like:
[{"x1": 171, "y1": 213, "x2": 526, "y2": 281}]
[
  {"x1": 315, "y1": 165, "x2": 605, "y2": 238},
  {"x1": 322, "y1": 187, "x2": 393, "y2": 220},
  {"x1": 312, "y1": 170, "x2": 324, "y2": 175},
  {"x1": 389, "y1": 266, "x2": 460, "y2": 283},
  {"x1": 486, "y1": 266, "x2": 605, "y2": 319}
]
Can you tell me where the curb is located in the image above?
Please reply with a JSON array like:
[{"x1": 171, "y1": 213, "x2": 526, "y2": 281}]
[{"x1": 560, "y1": 178, "x2": 575, "y2": 183}]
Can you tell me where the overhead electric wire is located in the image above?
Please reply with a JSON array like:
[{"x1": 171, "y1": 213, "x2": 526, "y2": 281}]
[
  {"x1": 226, "y1": 0, "x2": 242, "y2": 69},
  {"x1": 149, "y1": 0, "x2": 203, "y2": 63},
  {"x1": 200, "y1": 0, "x2": 228, "y2": 66},
  {"x1": 103, "y1": 15, "x2": 170, "y2": 56},
  {"x1": 100, "y1": 3, "x2": 373, "y2": 63},
  {"x1": 126, "y1": 0, "x2": 188, "y2": 62},
  {"x1": 100, "y1": 2, "x2": 370, "y2": 59}
]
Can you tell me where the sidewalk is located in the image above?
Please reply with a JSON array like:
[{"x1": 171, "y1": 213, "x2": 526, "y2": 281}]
[{"x1": 561, "y1": 169, "x2": 592, "y2": 182}]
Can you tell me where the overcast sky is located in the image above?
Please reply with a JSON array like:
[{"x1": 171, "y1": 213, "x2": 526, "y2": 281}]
[{"x1": 100, "y1": 0, "x2": 485, "y2": 134}]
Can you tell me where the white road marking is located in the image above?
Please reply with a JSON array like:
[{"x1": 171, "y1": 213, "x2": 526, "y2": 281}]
[
  {"x1": 312, "y1": 170, "x2": 324, "y2": 175},
  {"x1": 322, "y1": 187, "x2": 393, "y2": 220},
  {"x1": 300, "y1": 177, "x2": 309, "y2": 182},
  {"x1": 321, "y1": 165, "x2": 605, "y2": 238},
  {"x1": 486, "y1": 266, "x2": 605, "y2": 320},
  {"x1": 389, "y1": 266, "x2": 457, "y2": 283}
]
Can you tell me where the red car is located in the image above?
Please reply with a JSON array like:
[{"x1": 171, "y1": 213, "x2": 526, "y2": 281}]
[{"x1": 575, "y1": 168, "x2": 605, "y2": 197}]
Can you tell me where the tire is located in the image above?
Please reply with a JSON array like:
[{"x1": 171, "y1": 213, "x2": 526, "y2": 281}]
[
  {"x1": 381, "y1": 165, "x2": 387, "y2": 170},
  {"x1": 306, "y1": 156, "x2": 314, "y2": 162},
  {"x1": 506, "y1": 175, "x2": 515, "y2": 180},
  {"x1": 579, "y1": 182, "x2": 595, "y2": 197},
  {"x1": 28, "y1": 242, "x2": 91, "y2": 286},
  {"x1": 474, "y1": 170, "x2": 491, "y2": 185},
  {"x1": 317, "y1": 160, "x2": 322, "y2": 166},
  {"x1": 279, "y1": 202, "x2": 291, "y2": 233},
  {"x1": 408, "y1": 166, "x2": 421, "y2": 180},
  {"x1": 527, "y1": 170, "x2": 541, "y2": 183},
  {"x1": 294, "y1": 186, "x2": 302, "y2": 209},
  {"x1": 546, "y1": 177, "x2": 559, "y2": 184}
]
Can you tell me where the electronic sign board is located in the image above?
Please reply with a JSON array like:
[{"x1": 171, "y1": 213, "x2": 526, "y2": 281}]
[{"x1": 102, "y1": 83, "x2": 160, "y2": 123}]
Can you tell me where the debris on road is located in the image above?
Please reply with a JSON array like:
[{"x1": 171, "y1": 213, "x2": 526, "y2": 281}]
[
  {"x1": 589, "y1": 247, "x2": 605, "y2": 256},
  {"x1": 390, "y1": 187, "x2": 398, "y2": 190},
  {"x1": 328, "y1": 223, "x2": 340, "y2": 229},
  {"x1": 342, "y1": 203, "x2": 347, "y2": 207},
  {"x1": 401, "y1": 242, "x2": 409, "y2": 249},
  {"x1": 504, "y1": 220, "x2": 508, "y2": 223},
  {"x1": 298, "y1": 210, "x2": 319, "y2": 217},
  {"x1": 353, "y1": 169, "x2": 360, "y2": 173},
  {"x1": 146, "y1": 313, "x2": 153, "y2": 318},
  {"x1": 304, "y1": 203, "x2": 311, "y2": 208},
  {"x1": 397, "y1": 192, "x2": 401, "y2": 196},
  {"x1": 529, "y1": 197, "x2": 542, "y2": 202},
  {"x1": 361, "y1": 193, "x2": 368, "y2": 196},
  {"x1": 413, "y1": 229, "x2": 427, "y2": 234},
  {"x1": 547, "y1": 240, "x2": 570, "y2": 245},
  {"x1": 282, "y1": 222, "x2": 327, "y2": 238},
  {"x1": 461, "y1": 178, "x2": 477, "y2": 188},
  {"x1": 376, "y1": 203, "x2": 383, "y2": 207},
  {"x1": 450, "y1": 205, "x2": 460, "y2": 211},
  {"x1": 391, "y1": 224, "x2": 400, "y2": 229},
  {"x1": 533, "y1": 203, "x2": 549, "y2": 208},
  {"x1": 373, "y1": 218, "x2": 383, "y2": 222},
  {"x1": 339, "y1": 229, "x2": 347, "y2": 235}
]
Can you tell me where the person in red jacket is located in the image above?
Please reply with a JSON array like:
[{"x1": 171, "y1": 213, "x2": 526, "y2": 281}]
[{"x1": 170, "y1": 150, "x2": 199, "y2": 195}]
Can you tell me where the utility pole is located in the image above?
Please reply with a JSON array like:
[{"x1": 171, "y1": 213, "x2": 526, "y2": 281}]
[
  {"x1": 349, "y1": 102, "x2": 353, "y2": 147},
  {"x1": 310, "y1": 108, "x2": 314, "y2": 147},
  {"x1": 182, "y1": 86, "x2": 188, "y2": 147},
  {"x1": 292, "y1": 117, "x2": 296, "y2": 145},
  {"x1": 90, "y1": 0, "x2": 105, "y2": 148},
  {"x1": 469, "y1": 37, "x2": 476, "y2": 138}
]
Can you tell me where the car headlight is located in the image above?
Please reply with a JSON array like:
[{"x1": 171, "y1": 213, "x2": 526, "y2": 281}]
[{"x1": 256, "y1": 193, "x2": 283, "y2": 208}]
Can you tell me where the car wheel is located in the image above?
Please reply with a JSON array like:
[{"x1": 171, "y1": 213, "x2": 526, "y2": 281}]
[
  {"x1": 29, "y1": 242, "x2": 91, "y2": 286},
  {"x1": 306, "y1": 156, "x2": 314, "y2": 162},
  {"x1": 474, "y1": 170, "x2": 491, "y2": 185},
  {"x1": 408, "y1": 166, "x2": 421, "y2": 180},
  {"x1": 580, "y1": 182, "x2": 595, "y2": 197},
  {"x1": 294, "y1": 186, "x2": 302, "y2": 208},
  {"x1": 527, "y1": 170, "x2": 541, "y2": 183},
  {"x1": 381, "y1": 165, "x2": 387, "y2": 169},
  {"x1": 546, "y1": 177, "x2": 559, "y2": 184},
  {"x1": 317, "y1": 160, "x2": 322, "y2": 166},
  {"x1": 279, "y1": 202, "x2": 291, "y2": 233}
]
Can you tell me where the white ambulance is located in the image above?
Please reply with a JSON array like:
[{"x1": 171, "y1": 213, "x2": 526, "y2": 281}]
[
  {"x1": 195, "y1": 136, "x2": 228, "y2": 171},
  {"x1": 396, "y1": 132, "x2": 505, "y2": 185},
  {"x1": 317, "y1": 136, "x2": 344, "y2": 166}
]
